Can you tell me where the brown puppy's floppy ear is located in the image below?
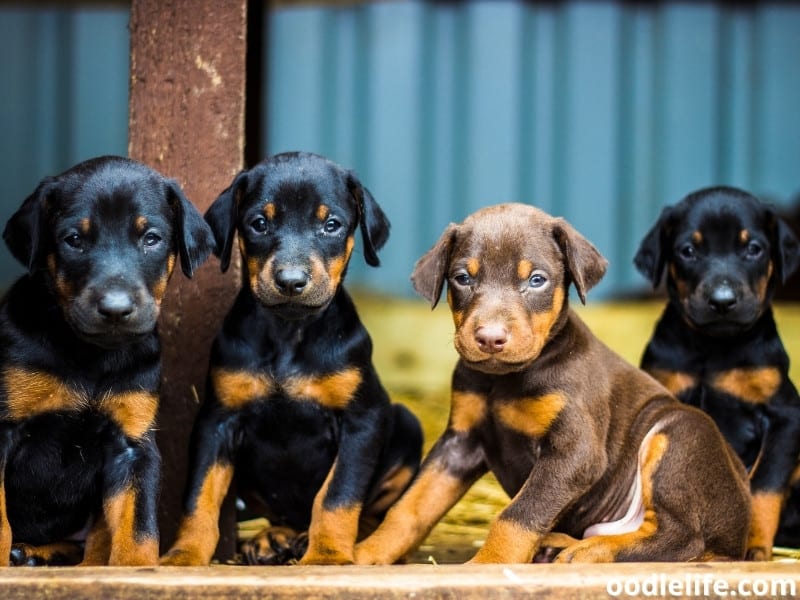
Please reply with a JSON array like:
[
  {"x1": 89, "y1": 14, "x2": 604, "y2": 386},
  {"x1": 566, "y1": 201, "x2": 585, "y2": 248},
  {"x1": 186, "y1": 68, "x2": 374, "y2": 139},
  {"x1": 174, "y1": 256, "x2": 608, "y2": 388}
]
[
  {"x1": 634, "y1": 205, "x2": 675, "y2": 288},
  {"x1": 347, "y1": 170, "x2": 390, "y2": 267},
  {"x1": 3, "y1": 177, "x2": 56, "y2": 273},
  {"x1": 166, "y1": 180, "x2": 215, "y2": 278},
  {"x1": 205, "y1": 170, "x2": 249, "y2": 273},
  {"x1": 411, "y1": 224, "x2": 458, "y2": 309},
  {"x1": 552, "y1": 218, "x2": 607, "y2": 305}
]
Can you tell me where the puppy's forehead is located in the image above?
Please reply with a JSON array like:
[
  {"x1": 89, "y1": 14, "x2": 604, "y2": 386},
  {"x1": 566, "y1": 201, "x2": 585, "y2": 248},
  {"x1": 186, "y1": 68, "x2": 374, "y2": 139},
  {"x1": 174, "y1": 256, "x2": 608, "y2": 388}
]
[
  {"x1": 454, "y1": 203, "x2": 560, "y2": 269},
  {"x1": 681, "y1": 194, "x2": 766, "y2": 242},
  {"x1": 56, "y1": 171, "x2": 168, "y2": 223},
  {"x1": 247, "y1": 156, "x2": 350, "y2": 212}
]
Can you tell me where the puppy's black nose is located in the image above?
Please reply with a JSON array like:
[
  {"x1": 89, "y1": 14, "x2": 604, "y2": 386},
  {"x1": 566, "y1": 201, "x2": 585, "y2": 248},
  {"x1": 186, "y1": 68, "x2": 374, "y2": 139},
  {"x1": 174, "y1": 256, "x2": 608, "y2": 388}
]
[
  {"x1": 97, "y1": 290, "x2": 135, "y2": 322},
  {"x1": 275, "y1": 268, "x2": 309, "y2": 296},
  {"x1": 475, "y1": 324, "x2": 508, "y2": 354},
  {"x1": 708, "y1": 285, "x2": 737, "y2": 314}
]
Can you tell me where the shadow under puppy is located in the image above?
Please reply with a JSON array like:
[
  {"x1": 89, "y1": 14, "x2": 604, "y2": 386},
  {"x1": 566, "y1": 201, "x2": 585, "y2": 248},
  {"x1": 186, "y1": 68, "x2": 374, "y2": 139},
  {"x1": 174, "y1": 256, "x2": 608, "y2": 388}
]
[
  {"x1": 161, "y1": 152, "x2": 422, "y2": 566},
  {"x1": 635, "y1": 186, "x2": 800, "y2": 560},
  {"x1": 0, "y1": 156, "x2": 214, "y2": 566},
  {"x1": 355, "y1": 202, "x2": 750, "y2": 564}
]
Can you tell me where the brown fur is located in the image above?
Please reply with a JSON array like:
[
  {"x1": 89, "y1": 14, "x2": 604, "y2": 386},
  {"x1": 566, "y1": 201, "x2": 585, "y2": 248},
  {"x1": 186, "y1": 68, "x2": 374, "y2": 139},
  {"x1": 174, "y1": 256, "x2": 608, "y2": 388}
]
[{"x1": 355, "y1": 203, "x2": 751, "y2": 564}]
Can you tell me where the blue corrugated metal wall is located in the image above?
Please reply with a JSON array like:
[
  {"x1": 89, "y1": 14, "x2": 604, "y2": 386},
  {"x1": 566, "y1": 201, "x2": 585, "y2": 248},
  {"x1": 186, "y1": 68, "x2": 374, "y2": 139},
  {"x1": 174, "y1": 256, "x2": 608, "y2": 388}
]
[
  {"x1": 0, "y1": 5, "x2": 130, "y2": 282},
  {"x1": 2, "y1": 2, "x2": 800, "y2": 298},
  {"x1": 266, "y1": 1, "x2": 800, "y2": 297}
]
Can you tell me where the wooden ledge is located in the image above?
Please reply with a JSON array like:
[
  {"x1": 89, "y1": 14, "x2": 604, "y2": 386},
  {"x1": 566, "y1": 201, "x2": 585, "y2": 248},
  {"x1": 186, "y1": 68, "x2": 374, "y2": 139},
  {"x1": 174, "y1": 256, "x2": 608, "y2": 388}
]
[{"x1": 1, "y1": 562, "x2": 799, "y2": 599}]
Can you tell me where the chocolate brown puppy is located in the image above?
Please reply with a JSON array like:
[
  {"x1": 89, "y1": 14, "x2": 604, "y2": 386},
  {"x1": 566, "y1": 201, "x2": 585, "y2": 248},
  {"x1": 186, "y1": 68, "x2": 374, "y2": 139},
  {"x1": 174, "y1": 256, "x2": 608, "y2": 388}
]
[{"x1": 355, "y1": 203, "x2": 750, "y2": 564}]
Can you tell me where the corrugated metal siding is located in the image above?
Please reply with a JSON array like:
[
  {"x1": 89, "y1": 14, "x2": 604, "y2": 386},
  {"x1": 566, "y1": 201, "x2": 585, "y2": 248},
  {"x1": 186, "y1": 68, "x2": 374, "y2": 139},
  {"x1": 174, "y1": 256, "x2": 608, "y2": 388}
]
[
  {"x1": 0, "y1": 5, "x2": 129, "y2": 282},
  {"x1": 266, "y1": 1, "x2": 800, "y2": 297},
  {"x1": 1, "y1": 2, "x2": 799, "y2": 298}
]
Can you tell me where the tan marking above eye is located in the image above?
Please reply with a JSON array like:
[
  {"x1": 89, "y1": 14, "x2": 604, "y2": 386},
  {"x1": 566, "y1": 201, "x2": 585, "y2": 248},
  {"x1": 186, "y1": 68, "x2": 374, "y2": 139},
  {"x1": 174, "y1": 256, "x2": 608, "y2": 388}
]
[
  {"x1": 517, "y1": 259, "x2": 533, "y2": 280},
  {"x1": 80, "y1": 218, "x2": 92, "y2": 235},
  {"x1": 316, "y1": 204, "x2": 330, "y2": 221},
  {"x1": 739, "y1": 229, "x2": 750, "y2": 244},
  {"x1": 264, "y1": 203, "x2": 276, "y2": 220},
  {"x1": 691, "y1": 231, "x2": 703, "y2": 244},
  {"x1": 711, "y1": 367, "x2": 781, "y2": 404},
  {"x1": 135, "y1": 216, "x2": 148, "y2": 235},
  {"x1": 493, "y1": 391, "x2": 566, "y2": 438},
  {"x1": 466, "y1": 258, "x2": 480, "y2": 277}
]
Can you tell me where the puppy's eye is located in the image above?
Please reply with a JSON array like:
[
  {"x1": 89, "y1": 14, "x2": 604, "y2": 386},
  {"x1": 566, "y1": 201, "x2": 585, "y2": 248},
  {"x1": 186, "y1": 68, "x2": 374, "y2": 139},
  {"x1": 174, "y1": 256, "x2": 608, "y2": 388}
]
[
  {"x1": 250, "y1": 217, "x2": 268, "y2": 234},
  {"x1": 453, "y1": 272, "x2": 472, "y2": 286},
  {"x1": 529, "y1": 273, "x2": 548, "y2": 289},
  {"x1": 323, "y1": 218, "x2": 342, "y2": 234},
  {"x1": 679, "y1": 244, "x2": 696, "y2": 260},
  {"x1": 63, "y1": 233, "x2": 83, "y2": 250},
  {"x1": 143, "y1": 231, "x2": 162, "y2": 248},
  {"x1": 745, "y1": 241, "x2": 763, "y2": 259}
]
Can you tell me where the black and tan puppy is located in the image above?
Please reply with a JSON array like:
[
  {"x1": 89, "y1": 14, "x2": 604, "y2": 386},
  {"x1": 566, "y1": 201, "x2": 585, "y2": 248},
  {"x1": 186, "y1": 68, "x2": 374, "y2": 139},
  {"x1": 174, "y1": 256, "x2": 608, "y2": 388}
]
[
  {"x1": 161, "y1": 152, "x2": 422, "y2": 566},
  {"x1": 0, "y1": 156, "x2": 214, "y2": 566},
  {"x1": 354, "y1": 202, "x2": 750, "y2": 564},
  {"x1": 634, "y1": 185, "x2": 800, "y2": 560}
]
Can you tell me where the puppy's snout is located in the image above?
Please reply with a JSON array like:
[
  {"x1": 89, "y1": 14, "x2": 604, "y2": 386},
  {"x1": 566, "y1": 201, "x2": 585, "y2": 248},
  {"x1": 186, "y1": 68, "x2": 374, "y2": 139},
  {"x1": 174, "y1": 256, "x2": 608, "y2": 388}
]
[
  {"x1": 97, "y1": 290, "x2": 135, "y2": 322},
  {"x1": 275, "y1": 268, "x2": 309, "y2": 297},
  {"x1": 708, "y1": 284, "x2": 737, "y2": 314},
  {"x1": 474, "y1": 324, "x2": 508, "y2": 354}
]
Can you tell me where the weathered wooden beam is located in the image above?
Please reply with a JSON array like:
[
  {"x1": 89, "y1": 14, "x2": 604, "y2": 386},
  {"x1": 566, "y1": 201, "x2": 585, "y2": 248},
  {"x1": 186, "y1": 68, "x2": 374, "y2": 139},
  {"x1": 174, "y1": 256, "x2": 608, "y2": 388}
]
[
  {"x1": 128, "y1": 0, "x2": 248, "y2": 559},
  {"x1": 1, "y1": 563, "x2": 798, "y2": 599}
]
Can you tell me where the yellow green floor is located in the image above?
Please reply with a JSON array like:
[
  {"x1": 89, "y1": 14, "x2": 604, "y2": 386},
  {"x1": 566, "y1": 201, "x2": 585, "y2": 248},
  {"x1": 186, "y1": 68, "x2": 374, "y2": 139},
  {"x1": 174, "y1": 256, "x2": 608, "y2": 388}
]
[{"x1": 352, "y1": 292, "x2": 800, "y2": 563}]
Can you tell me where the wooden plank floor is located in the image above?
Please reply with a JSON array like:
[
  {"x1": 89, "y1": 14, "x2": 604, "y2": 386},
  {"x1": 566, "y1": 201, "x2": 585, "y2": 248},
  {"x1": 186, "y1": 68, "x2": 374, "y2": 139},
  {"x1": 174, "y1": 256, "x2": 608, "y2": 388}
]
[{"x1": 1, "y1": 563, "x2": 799, "y2": 599}]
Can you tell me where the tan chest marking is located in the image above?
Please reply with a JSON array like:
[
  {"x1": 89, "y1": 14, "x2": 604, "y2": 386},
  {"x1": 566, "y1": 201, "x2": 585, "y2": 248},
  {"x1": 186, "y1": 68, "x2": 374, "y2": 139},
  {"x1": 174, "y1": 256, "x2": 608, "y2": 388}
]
[
  {"x1": 211, "y1": 367, "x2": 362, "y2": 410},
  {"x1": 283, "y1": 368, "x2": 362, "y2": 410},
  {"x1": 711, "y1": 367, "x2": 781, "y2": 404},
  {"x1": 648, "y1": 368, "x2": 697, "y2": 397},
  {"x1": 449, "y1": 391, "x2": 487, "y2": 433},
  {"x1": 493, "y1": 392, "x2": 566, "y2": 438},
  {"x1": 2, "y1": 367, "x2": 88, "y2": 420},
  {"x1": 98, "y1": 391, "x2": 158, "y2": 440}
]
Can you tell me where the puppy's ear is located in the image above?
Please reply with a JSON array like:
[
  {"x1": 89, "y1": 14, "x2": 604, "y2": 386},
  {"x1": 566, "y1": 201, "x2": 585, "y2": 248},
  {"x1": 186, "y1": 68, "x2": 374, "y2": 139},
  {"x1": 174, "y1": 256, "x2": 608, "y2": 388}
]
[
  {"x1": 634, "y1": 206, "x2": 675, "y2": 288},
  {"x1": 3, "y1": 177, "x2": 56, "y2": 273},
  {"x1": 205, "y1": 170, "x2": 249, "y2": 272},
  {"x1": 348, "y1": 171, "x2": 390, "y2": 267},
  {"x1": 411, "y1": 224, "x2": 458, "y2": 308},
  {"x1": 552, "y1": 218, "x2": 607, "y2": 305},
  {"x1": 771, "y1": 212, "x2": 800, "y2": 284},
  {"x1": 166, "y1": 180, "x2": 215, "y2": 278}
]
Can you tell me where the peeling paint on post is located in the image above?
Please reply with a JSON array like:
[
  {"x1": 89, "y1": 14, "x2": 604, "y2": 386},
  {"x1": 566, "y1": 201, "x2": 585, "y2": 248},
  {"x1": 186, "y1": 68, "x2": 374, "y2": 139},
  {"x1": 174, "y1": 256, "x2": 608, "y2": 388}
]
[{"x1": 128, "y1": 0, "x2": 247, "y2": 560}]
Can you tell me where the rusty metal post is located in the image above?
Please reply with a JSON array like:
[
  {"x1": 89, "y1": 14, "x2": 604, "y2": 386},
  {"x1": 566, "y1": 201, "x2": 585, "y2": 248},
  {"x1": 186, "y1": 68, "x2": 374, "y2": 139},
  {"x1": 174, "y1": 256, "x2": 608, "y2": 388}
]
[{"x1": 128, "y1": 0, "x2": 248, "y2": 560}]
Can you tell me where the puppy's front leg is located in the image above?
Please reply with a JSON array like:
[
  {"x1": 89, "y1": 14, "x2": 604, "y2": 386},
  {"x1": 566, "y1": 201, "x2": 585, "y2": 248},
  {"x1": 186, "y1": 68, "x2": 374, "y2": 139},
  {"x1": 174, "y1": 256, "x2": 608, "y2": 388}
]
[
  {"x1": 354, "y1": 427, "x2": 488, "y2": 565},
  {"x1": 102, "y1": 432, "x2": 161, "y2": 566},
  {"x1": 0, "y1": 426, "x2": 12, "y2": 566},
  {"x1": 470, "y1": 426, "x2": 603, "y2": 564}
]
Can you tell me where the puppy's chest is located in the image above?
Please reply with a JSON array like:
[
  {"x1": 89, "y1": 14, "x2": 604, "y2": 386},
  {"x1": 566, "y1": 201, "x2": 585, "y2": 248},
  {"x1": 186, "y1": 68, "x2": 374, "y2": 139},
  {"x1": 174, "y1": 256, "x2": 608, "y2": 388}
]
[
  {"x1": 0, "y1": 366, "x2": 157, "y2": 440},
  {"x1": 210, "y1": 362, "x2": 363, "y2": 411},
  {"x1": 649, "y1": 362, "x2": 784, "y2": 406},
  {"x1": 451, "y1": 387, "x2": 567, "y2": 440}
]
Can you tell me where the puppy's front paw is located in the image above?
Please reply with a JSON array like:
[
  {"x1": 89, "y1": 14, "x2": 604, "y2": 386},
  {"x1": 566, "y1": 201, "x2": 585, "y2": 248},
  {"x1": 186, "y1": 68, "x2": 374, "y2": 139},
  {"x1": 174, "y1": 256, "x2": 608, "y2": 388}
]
[
  {"x1": 745, "y1": 545, "x2": 771, "y2": 562},
  {"x1": 159, "y1": 548, "x2": 207, "y2": 567},
  {"x1": 240, "y1": 527, "x2": 308, "y2": 565}
]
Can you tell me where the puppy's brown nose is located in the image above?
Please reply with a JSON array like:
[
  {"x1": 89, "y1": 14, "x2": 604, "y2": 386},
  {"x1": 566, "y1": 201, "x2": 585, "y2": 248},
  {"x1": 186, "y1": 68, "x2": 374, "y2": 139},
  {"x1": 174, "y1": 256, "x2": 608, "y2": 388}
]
[{"x1": 475, "y1": 324, "x2": 508, "y2": 354}]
